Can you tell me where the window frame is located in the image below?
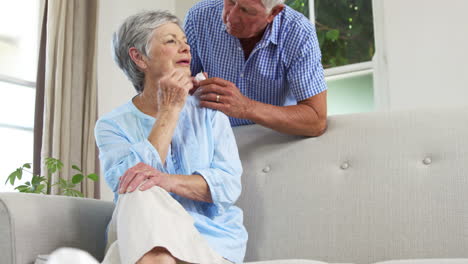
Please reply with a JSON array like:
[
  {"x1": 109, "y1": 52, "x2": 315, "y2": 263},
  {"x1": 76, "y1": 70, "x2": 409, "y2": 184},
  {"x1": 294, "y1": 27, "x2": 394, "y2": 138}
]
[
  {"x1": 0, "y1": 74, "x2": 36, "y2": 131},
  {"x1": 308, "y1": 0, "x2": 374, "y2": 79},
  {"x1": 0, "y1": 73, "x2": 36, "y2": 89}
]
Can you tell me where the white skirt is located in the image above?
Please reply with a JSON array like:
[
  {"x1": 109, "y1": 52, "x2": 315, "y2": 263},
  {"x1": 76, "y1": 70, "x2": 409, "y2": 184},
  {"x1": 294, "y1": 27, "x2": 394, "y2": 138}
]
[{"x1": 47, "y1": 186, "x2": 232, "y2": 264}]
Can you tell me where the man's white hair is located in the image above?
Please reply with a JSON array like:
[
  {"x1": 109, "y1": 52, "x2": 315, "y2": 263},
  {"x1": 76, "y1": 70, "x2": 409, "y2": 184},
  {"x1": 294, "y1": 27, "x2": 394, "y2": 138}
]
[{"x1": 261, "y1": 0, "x2": 285, "y2": 12}]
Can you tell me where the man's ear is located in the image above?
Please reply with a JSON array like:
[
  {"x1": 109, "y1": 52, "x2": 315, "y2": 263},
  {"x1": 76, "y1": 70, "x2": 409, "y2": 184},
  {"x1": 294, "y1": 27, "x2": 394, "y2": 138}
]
[
  {"x1": 267, "y1": 4, "x2": 284, "y2": 23},
  {"x1": 128, "y1": 47, "x2": 147, "y2": 71}
]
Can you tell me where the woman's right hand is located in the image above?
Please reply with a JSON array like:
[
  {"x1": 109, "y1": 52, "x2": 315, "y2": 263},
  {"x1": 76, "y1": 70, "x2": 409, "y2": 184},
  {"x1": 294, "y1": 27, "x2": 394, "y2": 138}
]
[
  {"x1": 118, "y1": 162, "x2": 173, "y2": 194},
  {"x1": 157, "y1": 69, "x2": 193, "y2": 112}
]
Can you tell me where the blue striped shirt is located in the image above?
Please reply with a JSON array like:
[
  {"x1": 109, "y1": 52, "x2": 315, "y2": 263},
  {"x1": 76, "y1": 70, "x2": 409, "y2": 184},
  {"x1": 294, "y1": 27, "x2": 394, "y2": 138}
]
[{"x1": 184, "y1": 0, "x2": 327, "y2": 126}]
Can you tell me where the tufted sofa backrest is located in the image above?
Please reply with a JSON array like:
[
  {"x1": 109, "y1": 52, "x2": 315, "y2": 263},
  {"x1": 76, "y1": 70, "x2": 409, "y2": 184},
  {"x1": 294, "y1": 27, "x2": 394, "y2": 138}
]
[{"x1": 234, "y1": 108, "x2": 468, "y2": 264}]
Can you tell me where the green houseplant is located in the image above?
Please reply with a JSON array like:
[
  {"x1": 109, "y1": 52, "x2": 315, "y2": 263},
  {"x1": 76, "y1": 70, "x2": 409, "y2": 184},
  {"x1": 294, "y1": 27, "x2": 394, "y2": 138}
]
[{"x1": 4, "y1": 157, "x2": 98, "y2": 197}]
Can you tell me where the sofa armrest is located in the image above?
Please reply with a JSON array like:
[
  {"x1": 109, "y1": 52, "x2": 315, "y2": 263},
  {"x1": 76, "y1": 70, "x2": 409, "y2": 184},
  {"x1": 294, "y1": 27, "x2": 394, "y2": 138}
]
[{"x1": 0, "y1": 193, "x2": 114, "y2": 264}]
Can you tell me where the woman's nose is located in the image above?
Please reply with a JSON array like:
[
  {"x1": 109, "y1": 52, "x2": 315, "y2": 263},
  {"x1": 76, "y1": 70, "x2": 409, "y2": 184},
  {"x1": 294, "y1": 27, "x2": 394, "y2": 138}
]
[{"x1": 180, "y1": 41, "x2": 190, "y2": 53}]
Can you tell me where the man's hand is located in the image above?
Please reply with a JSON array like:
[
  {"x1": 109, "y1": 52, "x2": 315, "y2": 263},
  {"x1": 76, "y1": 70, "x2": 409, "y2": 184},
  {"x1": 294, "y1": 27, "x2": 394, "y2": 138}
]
[
  {"x1": 196, "y1": 77, "x2": 254, "y2": 119},
  {"x1": 118, "y1": 162, "x2": 172, "y2": 194}
]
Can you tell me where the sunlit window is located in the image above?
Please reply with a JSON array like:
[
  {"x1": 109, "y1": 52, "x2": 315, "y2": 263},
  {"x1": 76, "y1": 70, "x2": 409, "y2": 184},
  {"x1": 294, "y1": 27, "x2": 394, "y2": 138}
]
[{"x1": 0, "y1": 1, "x2": 40, "y2": 191}]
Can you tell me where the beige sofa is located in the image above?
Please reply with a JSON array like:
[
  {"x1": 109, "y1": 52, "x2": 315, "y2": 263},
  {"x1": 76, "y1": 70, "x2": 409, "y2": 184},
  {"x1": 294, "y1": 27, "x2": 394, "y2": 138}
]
[{"x1": 1, "y1": 108, "x2": 468, "y2": 264}]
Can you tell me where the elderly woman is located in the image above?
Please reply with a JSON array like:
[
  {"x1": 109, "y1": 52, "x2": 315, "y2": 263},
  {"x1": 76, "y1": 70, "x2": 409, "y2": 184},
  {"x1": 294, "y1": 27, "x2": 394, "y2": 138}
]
[{"x1": 93, "y1": 10, "x2": 247, "y2": 264}]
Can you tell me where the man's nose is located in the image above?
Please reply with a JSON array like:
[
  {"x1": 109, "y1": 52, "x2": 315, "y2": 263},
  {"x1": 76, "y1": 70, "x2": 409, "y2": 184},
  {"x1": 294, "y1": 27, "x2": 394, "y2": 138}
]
[{"x1": 228, "y1": 5, "x2": 241, "y2": 23}]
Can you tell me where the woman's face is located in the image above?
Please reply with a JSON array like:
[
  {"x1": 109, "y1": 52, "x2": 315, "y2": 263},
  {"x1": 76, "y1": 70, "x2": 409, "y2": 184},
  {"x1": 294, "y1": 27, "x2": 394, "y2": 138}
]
[{"x1": 143, "y1": 23, "x2": 191, "y2": 78}]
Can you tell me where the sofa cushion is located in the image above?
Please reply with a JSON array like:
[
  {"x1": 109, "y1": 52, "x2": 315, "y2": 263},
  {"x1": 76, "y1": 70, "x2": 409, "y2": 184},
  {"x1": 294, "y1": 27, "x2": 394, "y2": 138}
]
[
  {"x1": 246, "y1": 260, "x2": 352, "y2": 264},
  {"x1": 234, "y1": 108, "x2": 468, "y2": 263},
  {"x1": 374, "y1": 259, "x2": 468, "y2": 264}
]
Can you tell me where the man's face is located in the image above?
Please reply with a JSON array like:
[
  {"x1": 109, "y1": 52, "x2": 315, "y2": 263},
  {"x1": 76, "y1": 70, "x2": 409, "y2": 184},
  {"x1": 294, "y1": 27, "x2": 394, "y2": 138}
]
[{"x1": 222, "y1": 0, "x2": 274, "y2": 39}]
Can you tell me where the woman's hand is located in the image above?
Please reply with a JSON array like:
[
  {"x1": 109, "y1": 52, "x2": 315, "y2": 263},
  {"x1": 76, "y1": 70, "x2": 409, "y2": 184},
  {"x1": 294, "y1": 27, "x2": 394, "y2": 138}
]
[
  {"x1": 157, "y1": 69, "x2": 193, "y2": 112},
  {"x1": 118, "y1": 162, "x2": 173, "y2": 194}
]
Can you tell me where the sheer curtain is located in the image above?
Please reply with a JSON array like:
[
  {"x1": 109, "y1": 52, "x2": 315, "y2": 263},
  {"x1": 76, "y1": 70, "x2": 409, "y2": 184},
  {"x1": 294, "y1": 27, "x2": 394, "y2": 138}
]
[{"x1": 34, "y1": 0, "x2": 99, "y2": 198}]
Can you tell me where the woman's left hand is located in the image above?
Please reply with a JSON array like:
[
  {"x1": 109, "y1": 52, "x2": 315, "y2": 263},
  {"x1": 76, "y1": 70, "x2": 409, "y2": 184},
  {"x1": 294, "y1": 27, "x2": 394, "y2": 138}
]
[{"x1": 118, "y1": 162, "x2": 172, "y2": 194}]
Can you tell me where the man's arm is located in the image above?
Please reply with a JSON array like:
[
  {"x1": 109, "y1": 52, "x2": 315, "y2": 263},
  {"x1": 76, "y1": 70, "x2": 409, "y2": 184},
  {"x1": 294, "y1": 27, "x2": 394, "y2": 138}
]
[
  {"x1": 248, "y1": 91, "x2": 327, "y2": 137},
  {"x1": 197, "y1": 78, "x2": 327, "y2": 136}
]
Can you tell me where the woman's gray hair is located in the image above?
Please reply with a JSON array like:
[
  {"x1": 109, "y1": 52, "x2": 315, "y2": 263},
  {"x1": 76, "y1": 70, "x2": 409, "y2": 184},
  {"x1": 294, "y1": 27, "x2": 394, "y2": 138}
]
[
  {"x1": 261, "y1": 0, "x2": 285, "y2": 12},
  {"x1": 112, "y1": 10, "x2": 180, "y2": 93}
]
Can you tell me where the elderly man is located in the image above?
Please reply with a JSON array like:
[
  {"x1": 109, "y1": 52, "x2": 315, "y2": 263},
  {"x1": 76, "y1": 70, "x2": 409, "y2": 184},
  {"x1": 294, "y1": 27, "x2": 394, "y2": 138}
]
[{"x1": 185, "y1": 0, "x2": 327, "y2": 136}]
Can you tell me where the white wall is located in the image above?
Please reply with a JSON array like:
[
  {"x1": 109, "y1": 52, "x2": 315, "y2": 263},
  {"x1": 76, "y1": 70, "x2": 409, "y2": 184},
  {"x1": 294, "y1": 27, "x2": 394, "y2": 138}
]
[
  {"x1": 373, "y1": 0, "x2": 468, "y2": 111},
  {"x1": 97, "y1": 0, "x2": 176, "y2": 201},
  {"x1": 175, "y1": 0, "x2": 200, "y2": 21}
]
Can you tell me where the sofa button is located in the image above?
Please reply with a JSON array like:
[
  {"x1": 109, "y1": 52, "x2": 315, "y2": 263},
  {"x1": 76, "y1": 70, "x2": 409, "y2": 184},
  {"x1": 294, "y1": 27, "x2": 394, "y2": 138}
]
[
  {"x1": 262, "y1": 166, "x2": 271, "y2": 173},
  {"x1": 340, "y1": 162, "x2": 349, "y2": 170},
  {"x1": 423, "y1": 157, "x2": 432, "y2": 165}
]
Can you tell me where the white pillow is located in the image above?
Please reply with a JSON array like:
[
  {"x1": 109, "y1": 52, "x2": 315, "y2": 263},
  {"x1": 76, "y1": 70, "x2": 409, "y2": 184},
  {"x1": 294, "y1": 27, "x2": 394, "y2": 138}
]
[{"x1": 43, "y1": 248, "x2": 100, "y2": 264}]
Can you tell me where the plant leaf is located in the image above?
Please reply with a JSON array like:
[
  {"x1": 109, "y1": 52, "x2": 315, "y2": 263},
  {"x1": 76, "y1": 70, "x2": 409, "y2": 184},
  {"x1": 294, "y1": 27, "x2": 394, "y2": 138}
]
[
  {"x1": 45, "y1": 157, "x2": 64, "y2": 174},
  {"x1": 35, "y1": 184, "x2": 46, "y2": 193},
  {"x1": 22, "y1": 163, "x2": 31, "y2": 169},
  {"x1": 37, "y1": 176, "x2": 47, "y2": 182},
  {"x1": 72, "y1": 165, "x2": 82, "y2": 172},
  {"x1": 63, "y1": 188, "x2": 84, "y2": 198},
  {"x1": 8, "y1": 169, "x2": 21, "y2": 185},
  {"x1": 5, "y1": 169, "x2": 18, "y2": 185},
  {"x1": 17, "y1": 168, "x2": 23, "y2": 180},
  {"x1": 15, "y1": 185, "x2": 30, "y2": 192},
  {"x1": 72, "y1": 174, "x2": 84, "y2": 184},
  {"x1": 326, "y1": 29, "x2": 340, "y2": 41},
  {"x1": 31, "y1": 175, "x2": 44, "y2": 185},
  {"x1": 58, "y1": 178, "x2": 68, "y2": 188},
  {"x1": 86, "y1": 173, "x2": 98, "y2": 181}
]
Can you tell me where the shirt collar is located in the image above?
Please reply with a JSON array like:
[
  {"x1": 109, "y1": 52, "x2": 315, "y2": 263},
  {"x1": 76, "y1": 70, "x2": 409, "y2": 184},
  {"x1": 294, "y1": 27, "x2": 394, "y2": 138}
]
[{"x1": 264, "y1": 13, "x2": 281, "y2": 46}]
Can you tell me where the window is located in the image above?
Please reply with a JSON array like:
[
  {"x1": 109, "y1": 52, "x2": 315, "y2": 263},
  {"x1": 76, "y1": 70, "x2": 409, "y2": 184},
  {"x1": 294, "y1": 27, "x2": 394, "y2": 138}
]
[
  {"x1": 285, "y1": 0, "x2": 375, "y2": 71},
  {"x1": 0, "y1": 1, "x2": 41, "y2": 191},
  {"x1": 286, "y1": 0, "x2": 375, "y2": 115}
]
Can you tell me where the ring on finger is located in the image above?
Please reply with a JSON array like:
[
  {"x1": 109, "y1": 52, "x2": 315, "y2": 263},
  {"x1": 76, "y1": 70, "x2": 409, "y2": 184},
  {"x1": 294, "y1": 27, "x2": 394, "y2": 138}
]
[{"x1": 216, "y1": 94, "x2": 220, "y2": 103}]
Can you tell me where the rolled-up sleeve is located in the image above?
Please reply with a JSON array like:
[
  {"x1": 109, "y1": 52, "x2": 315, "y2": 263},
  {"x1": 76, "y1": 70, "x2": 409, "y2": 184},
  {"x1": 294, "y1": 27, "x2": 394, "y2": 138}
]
[
  {"x1": 286, "y1": 27, "x2": 327, "y2": 102},
  {"x1": 193, "y1": 111, "x2": 243, "y2": 216},
  {"x1": 95, "y1": 119, "x2": 165, "y2": 194}
]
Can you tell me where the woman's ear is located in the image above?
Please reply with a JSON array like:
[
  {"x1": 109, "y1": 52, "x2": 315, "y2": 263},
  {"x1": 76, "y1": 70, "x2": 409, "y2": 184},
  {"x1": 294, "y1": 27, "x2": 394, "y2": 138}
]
[{"x1": 128, "y1": 47, "x2": 147, "y2": 71}]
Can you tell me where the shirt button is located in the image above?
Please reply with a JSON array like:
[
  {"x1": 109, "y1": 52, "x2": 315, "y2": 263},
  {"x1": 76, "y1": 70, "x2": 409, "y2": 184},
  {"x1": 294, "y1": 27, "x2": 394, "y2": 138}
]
[
  {"x1": 423, "y1": 157, "x2": 432, "y2": 165},
  {"x1": 240, "y1": 73, "x2": 244, "y2": 78},
  {"x1": 238, "y1": 47, "x2": 242, "y2": 51}
]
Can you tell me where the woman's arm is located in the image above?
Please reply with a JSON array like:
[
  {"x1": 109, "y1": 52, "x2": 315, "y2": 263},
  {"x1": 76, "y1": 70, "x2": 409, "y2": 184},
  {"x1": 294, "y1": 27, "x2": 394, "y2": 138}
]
[
  {"x1": 190, "y1": 111, "x2": 243, "y2": 215},
  {"x1": 121, "y1": 111, "x2": 242, "y2": 212},
  {"x1": 169, "y1": 174, "x2": 212, "y2": 203},
  {"x1": 146, "y1": 70, "x2": 193, "y2": 164},
  {"x1": 135, "y1": 171, "x2": 213, "y2": 203},
  {"x1": 147, "y1": 109, "x2": 180, "y2": 165}
]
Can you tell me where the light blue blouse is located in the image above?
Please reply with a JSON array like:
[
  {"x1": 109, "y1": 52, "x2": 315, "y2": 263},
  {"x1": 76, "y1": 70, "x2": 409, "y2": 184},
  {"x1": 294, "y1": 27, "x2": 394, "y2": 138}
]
[{"x1": 95, "y1": 96, "x2": 248, "y2": 263}]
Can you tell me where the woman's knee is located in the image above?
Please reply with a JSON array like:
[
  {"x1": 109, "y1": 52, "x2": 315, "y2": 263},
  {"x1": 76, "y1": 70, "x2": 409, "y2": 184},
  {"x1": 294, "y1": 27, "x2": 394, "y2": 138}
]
[{"x1": 118, "y1": 185, "x2": 169, "y2": 201}]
